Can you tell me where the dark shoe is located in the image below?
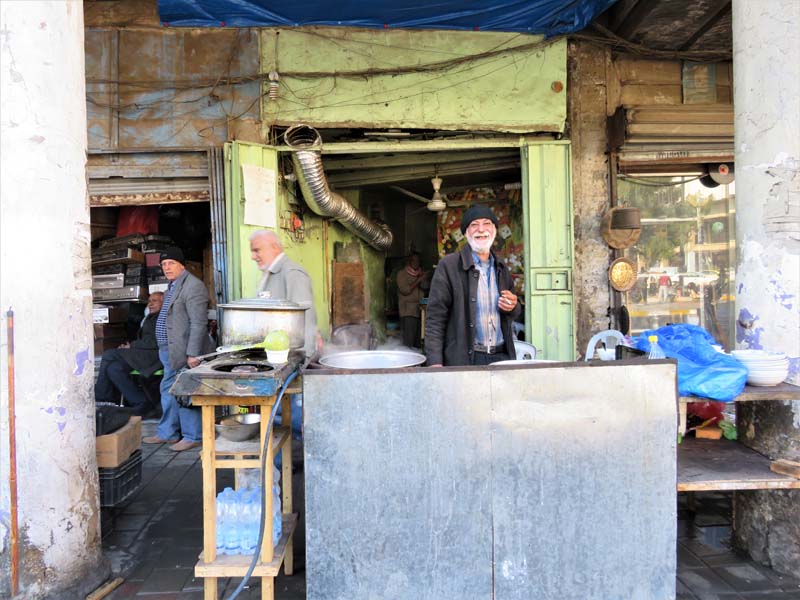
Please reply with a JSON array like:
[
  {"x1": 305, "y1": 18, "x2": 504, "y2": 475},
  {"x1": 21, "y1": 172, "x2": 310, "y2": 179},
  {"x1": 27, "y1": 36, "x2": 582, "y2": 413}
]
[
  {"x1": 169, "y1": 440, "x2": 202, "y2": 452},
  {"x1": 143, "y1": 436, "x2": 179, "y2": 444}
]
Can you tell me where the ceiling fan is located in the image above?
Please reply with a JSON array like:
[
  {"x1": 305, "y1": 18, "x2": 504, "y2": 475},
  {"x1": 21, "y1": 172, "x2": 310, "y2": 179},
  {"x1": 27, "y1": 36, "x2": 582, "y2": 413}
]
[{"x1": 390, "y1": 172, "x2": 448, "y2": 212}]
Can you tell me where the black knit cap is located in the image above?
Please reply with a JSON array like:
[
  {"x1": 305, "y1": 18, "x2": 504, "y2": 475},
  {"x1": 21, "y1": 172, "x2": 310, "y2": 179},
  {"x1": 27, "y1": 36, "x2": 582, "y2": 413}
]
[
  {"x1": 159, "y1": 246, "x2": 185, "y2": 265},
  {"x1": 460, "y1": 205, "x2": 498, "y2": 234}
]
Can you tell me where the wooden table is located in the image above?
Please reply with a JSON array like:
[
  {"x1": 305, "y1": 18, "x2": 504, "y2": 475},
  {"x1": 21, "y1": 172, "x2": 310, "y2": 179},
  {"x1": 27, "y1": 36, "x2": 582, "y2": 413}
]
[
  {"x1": 677, "y1": 382, "x2": 800, "y2": 492},
  {"x1": 678, "y1": 382, "x2": 800, "y2": 435},
  {"x1": 192, "y1": 381, "x2": 302, "y2": 600}
]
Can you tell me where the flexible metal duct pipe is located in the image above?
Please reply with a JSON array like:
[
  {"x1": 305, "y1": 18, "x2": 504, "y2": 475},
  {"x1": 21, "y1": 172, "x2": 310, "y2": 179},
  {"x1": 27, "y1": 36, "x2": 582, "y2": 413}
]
[{"x1": 284, "y1": 124, "x2": 393, "y2": 251}]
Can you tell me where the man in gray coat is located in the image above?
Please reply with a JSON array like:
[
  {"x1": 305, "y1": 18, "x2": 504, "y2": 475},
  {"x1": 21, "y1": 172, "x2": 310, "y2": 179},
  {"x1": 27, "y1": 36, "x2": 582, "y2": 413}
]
[
  {"x1": 143, "y1": 246, "x2": 213, "y2": 452},
  {"x1": 250, "y1": 229, "x2": 318, "y2": 356}
]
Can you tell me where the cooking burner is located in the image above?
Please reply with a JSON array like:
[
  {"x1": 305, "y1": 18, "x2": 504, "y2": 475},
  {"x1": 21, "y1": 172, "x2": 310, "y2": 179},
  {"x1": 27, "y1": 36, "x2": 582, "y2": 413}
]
[{"x1": 211, "y1": 362, "x2": 274, "y2": 373}]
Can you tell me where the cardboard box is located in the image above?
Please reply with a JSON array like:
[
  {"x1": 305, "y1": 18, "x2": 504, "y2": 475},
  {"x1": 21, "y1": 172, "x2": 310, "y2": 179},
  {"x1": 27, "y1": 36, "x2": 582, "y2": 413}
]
[{"x1": 96, "y1": 416, "x2": 142, "y2": 468}]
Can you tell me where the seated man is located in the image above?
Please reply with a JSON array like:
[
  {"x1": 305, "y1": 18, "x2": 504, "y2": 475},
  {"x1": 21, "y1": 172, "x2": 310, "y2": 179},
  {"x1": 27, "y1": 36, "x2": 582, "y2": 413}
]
[{"x1": 94, "y1": 292, "x2": 164, "y2": 416}]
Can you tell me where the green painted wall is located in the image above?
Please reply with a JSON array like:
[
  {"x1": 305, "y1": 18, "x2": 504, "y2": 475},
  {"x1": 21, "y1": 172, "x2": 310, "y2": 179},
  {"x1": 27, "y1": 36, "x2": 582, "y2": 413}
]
[
  {"x1": 225, "y1": 142, "x2": 385, "y2": 341},
  {"x1": 260, "y1": 27, "x2": 566, "y2": 133}
]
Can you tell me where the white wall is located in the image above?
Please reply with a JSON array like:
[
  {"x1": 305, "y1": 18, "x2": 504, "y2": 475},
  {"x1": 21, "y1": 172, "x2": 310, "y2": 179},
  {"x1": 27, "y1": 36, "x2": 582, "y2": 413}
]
[
  {"x1": 732, "y1": 0, "x2": 800, "y2": 382},
  {"x1": 1, "y1": 1, "x2": 104, "y2": 597}
]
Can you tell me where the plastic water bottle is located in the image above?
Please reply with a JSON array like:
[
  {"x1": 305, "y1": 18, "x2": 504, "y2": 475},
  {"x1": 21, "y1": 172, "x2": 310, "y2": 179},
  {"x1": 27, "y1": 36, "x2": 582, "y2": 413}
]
[
  {"x1": 239, "y1": 493, "x2": 258, "y2": 554},
  {"x1": 223, "y1": 488, "x2": 240, "y2": 554},
  {"x1": 216, "y1": 487, "x2": 236, "y2": 554},
  {"x1": 216, "y1": 490, "x2": 227, "y2": 555},
  {"x1": 648, "y1": 335, "x2": 666, "y2": 359}
]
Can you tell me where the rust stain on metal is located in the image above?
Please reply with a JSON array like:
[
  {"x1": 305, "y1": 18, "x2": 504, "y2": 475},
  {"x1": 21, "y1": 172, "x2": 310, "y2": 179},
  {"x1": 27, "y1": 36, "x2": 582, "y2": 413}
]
[{"x1": 90, "y1": 190, "x2": 209, "y2": 207}]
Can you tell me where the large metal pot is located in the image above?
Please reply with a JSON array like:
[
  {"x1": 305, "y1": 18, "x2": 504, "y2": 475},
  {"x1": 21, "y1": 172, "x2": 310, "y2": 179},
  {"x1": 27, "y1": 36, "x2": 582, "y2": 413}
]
[
  {"x1": 318, "y1": 350, "x2": 426, "y2": 370},
  {"x1": 218, "y1": 299, "x2": 307, "y2": 350}
]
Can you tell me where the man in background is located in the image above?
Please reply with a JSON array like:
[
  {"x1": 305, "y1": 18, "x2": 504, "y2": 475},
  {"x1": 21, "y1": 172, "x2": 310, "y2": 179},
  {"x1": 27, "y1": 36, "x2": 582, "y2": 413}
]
[
  {"x1": 94, "y1": 292, "x2": 163, "y2": 416},
  {"x1": 250, "y1": 229, "x2": 319, "y2": 356},
  {"x1": 143, "y1": 246, "x2": 213, "y2": 452},
  {"x1": 396, "y1": 253, "x2": 428, "y2": 348}
]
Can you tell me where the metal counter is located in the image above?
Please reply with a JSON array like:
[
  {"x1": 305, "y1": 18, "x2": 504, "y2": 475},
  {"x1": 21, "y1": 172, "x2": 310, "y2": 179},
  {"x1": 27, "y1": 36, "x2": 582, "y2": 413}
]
[{"x1": 303, "y1": 360, "x2": 677, "y2": 600}]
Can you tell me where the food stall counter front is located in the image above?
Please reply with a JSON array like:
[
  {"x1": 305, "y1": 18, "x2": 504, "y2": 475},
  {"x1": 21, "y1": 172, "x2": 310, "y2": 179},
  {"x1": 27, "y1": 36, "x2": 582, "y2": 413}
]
[{"x1": 303, "y1": 360, "x2": 678, "y2": 600}]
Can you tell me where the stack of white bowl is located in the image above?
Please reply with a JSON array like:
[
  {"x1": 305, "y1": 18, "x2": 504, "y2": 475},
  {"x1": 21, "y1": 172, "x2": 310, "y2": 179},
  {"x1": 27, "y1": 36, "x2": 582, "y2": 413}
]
[{"x1": 732, "y1": 350, "x2": 789, "y2": 386}]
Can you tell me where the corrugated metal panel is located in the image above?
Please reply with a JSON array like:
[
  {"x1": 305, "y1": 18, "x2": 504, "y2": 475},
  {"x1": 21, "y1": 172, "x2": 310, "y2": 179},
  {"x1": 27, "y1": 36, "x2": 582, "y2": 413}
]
[
  {"x1": 618, "y1": 105, "x2": 734, "y2": 170},
  {"x1": 85, "y1": 27, "x2": 261, "y2": 150}
]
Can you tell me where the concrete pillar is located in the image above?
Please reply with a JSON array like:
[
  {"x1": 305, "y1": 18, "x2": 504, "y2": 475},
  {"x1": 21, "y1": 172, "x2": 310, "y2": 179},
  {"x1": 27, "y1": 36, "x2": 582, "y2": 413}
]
[
  {"x1": 730, "y1": 0, "x2": 800, "y2": 577},
  {"x1": 0, "y1": 2, "x2": 107, "y2": 598},
  {"x1": 568, "y1": 41, "x2": 613, "y2": 356}
]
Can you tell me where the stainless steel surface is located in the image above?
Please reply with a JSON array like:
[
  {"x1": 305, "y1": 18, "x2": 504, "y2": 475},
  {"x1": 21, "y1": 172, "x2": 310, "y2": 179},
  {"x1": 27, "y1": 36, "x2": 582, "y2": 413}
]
[
  {"x1": 318, "y1": 350, "x2": 426, "y2": 369},
  {"x1": 218, "y1": 299, "x2": 307, "y2": 350},
  {"x1": 284, "y1": 124, "x2": 393, "y2": 251},
  {"x1": 303, "y1": 362, "x2": 677, "y2": 600},
  {"x1": 215, "y1": 413, "x2": 261, "y2": 442},
  {"x1": 304, "y1": 370, "x2": 493, "y2": 600}
]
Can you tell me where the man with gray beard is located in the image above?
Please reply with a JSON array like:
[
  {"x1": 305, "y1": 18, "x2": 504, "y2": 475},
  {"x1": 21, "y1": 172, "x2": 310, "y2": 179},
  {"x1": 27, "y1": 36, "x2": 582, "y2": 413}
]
[{"x1": 425, "y1": 205, "x2": 520, "y2": 367}]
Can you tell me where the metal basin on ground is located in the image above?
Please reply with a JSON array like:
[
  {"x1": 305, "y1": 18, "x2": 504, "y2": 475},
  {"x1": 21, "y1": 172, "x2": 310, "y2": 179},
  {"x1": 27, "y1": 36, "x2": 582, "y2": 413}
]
[{"x1": 318, "y1": 350, "x2": 426, "y2": 370}]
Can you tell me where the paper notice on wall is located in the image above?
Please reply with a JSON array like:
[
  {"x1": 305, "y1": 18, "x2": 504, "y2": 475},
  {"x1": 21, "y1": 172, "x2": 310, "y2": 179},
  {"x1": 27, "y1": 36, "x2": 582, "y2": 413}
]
[{"x1": 242, "y1": 164, "x2": 277, "y2": 228}]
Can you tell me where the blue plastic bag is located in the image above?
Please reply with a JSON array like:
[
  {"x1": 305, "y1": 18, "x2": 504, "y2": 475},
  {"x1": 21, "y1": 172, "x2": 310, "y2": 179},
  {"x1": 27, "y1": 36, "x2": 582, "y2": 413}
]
[{"x1": 636, "y1": 324, "x2": 747, "y2": 402}]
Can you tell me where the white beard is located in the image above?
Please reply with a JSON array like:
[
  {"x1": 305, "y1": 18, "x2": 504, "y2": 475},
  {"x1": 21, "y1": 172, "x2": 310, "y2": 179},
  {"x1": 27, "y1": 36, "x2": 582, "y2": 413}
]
[{"x1": 466, "y1": 230, "x2": 496, "y2": 254}]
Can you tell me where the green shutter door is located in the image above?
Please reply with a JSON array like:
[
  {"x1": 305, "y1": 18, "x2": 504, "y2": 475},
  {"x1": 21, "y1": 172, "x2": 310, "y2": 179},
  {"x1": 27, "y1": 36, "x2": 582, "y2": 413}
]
[
  {"x1": 224, "y1": 141, "x2": 280, "y2": 300},
  {"x1": 522, "y1": 143, "x2": 575, "y2": 361}
]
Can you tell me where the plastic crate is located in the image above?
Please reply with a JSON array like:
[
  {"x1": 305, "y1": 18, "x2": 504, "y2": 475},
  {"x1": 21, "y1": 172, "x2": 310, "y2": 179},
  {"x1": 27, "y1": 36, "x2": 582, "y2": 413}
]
[{"x1": 99, "y1": 449, "x2": 142, "y2": 507}]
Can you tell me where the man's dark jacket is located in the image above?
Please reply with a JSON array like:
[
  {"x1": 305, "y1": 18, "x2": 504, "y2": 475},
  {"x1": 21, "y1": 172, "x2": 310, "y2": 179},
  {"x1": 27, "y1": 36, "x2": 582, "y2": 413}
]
[
  {"x1": 119, "y1": 313, "x2": 162, "y2": 377},
  {"x1": 425, "y1": 244, "x2": 521, "y2": 366}
]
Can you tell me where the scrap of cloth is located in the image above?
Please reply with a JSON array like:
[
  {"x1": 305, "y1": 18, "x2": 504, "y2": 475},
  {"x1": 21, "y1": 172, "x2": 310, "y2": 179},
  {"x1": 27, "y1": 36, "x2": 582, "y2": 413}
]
[{"x1": 157, "y1": 0, "x2": 617, "y2": 35}]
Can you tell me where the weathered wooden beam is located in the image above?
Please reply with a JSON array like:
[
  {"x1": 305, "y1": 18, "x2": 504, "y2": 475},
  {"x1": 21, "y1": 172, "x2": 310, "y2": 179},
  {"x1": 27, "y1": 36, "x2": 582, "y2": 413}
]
[
  {"x1": 680, "y1": 0, "x2": 732, "y2": 51},
  {"x1": 615, "y1": 0, "x2": 659, "y2": 41}
]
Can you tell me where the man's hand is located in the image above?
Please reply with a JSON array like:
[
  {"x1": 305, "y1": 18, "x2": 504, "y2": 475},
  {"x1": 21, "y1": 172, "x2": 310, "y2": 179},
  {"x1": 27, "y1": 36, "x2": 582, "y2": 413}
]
[
  {"x1": 187, "y1": 356, "x2": 201, "y2": 369},
  {"x1": 498, "y1": 290, "x2": 518, "y2": 312},
  {"x1": 118, "y1": 342, "x2": 130, "y2": 349},
  {"x1": 429, "y1": 363, "x2": 443, "y2": 367}
]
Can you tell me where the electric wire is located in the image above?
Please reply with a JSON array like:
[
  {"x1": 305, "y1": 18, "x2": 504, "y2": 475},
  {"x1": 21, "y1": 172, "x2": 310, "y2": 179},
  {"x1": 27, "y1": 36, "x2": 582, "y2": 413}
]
[
  {"x1": 224, "y1": 368, "x2": 300, "y2": 600},
  {"x1": 619, "y1": 175, "x2": 702, "y2": 187}
]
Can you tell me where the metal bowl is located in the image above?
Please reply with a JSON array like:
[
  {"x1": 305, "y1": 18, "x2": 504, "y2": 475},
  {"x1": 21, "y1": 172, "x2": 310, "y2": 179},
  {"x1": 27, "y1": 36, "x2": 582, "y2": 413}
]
[
  {"x1": 215, "y1": 413, "x2": 261, "y2": 442},
  {"x1": 318, "y1": 350, "x2": 426, "y2": 370}
]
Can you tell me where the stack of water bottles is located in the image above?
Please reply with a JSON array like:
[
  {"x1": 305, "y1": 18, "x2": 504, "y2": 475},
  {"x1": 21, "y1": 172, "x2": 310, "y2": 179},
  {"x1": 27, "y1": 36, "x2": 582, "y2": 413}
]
[{"x1": 216, "y1": 466, "x2": 283, "y2": 556}]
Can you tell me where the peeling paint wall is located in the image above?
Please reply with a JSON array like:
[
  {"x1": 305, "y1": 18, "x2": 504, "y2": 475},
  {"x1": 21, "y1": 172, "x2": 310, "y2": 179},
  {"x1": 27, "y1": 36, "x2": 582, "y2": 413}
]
[
  {"x1": 0, "y1": 2, "x2": 106, "y2": 598},
  {"x1": 732, "y1": 0, "x2": 800, "y2": 380},
  {"x1": 730, "y1": 0, "x2": 800, "y2": 578},
  {"x1": 568, "y1": 41, "x2": 612, "y2": 356}
]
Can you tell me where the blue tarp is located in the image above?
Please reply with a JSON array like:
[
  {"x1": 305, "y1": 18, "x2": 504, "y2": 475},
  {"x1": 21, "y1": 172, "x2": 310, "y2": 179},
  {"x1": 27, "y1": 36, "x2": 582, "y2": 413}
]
[{"x1": 157, "y1": 0, "x2": 616, "y2": 36}]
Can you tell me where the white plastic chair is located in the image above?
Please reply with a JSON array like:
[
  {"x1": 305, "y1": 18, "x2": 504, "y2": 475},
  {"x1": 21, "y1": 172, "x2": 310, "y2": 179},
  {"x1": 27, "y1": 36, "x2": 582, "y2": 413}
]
[{"x1": 584, "y1": 330, "x2": 625, "y2": 362}]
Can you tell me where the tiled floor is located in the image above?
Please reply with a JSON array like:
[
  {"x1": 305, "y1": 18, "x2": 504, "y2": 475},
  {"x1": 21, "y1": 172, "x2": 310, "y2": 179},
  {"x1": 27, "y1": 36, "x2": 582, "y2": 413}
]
[{"x1": 101, "y1": 421, "x2": 800, "y2": 600}]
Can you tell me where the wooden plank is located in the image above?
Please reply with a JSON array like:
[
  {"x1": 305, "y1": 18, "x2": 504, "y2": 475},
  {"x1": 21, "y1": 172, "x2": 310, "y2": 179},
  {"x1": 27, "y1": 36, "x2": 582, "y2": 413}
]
[
  {"x1": 679, "y1": 382, "x2": 800, "y2": 405},
  {"x1": 86, "y1": 577, "x2": 124, "y2": 600},
  {"x1": 332, "y1": 262, "x2": 366, "y2": 329},
  {"x1": 280, "y1": 392, "x2": 294, "y2": 576},
  {"x1": 214, "y1": 427, "x2": 290, "y2": 457},
  {"x1": 195, "y1": 514, "x2": 298, "y2": 577},
  {"x1": 677, "y1": 438, "x2": 800, "y2": 492},
  {"x1": 620, "y1": 84, "x2": 682, "y2": 107},
  {"x1": 261, "y1": 414, "x2": 274, "y2": 564},
  {"x1": 201, "y1": 405, "x2": 217, "y2": 563},
  {"x1": 770, "y1": 459, "x2": 800, "y2": 479}
]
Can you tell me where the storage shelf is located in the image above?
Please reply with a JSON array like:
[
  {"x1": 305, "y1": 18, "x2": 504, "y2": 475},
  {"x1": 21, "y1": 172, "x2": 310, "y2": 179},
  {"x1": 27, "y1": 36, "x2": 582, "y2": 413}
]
[
  {"x1": 678, "y1": 382, "x2": 800, "y2": 435},
  {"x1": 680, "y1": 382, "x2": 800, "y2": 405},
  {"x1": 195, "y1": 513, "x2": 298, "y2": 578},
  {"x1": 213, "y1": 426, "x2": 291, "y2": 458},
  {"x1": 677, "y1": 438, "x2": 800, "y2": 492}
]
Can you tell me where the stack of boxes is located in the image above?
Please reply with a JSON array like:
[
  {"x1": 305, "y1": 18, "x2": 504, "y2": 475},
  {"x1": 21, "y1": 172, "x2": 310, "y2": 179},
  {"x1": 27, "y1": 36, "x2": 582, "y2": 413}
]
[{"x1": 91, "y1": 234, "x2": 174, "y2": 362}]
